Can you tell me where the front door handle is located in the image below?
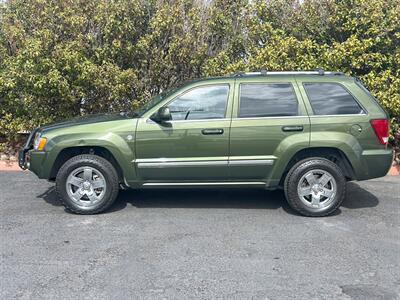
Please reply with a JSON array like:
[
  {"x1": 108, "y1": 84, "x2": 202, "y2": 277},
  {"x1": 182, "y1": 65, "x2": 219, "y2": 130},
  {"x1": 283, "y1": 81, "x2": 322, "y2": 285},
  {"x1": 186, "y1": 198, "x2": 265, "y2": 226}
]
[
  {"x1": 282, "y1": 125, "x2": 303, "y2": 132},
  {"x1": 201, "y1": 128, "x2": 224, "y2": 135}
]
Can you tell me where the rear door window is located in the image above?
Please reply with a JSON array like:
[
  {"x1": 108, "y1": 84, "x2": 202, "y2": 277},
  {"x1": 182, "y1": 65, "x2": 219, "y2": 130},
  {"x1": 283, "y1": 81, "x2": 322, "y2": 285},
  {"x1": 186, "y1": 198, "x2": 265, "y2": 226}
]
[
  {"x1": 239, "y1": 83, "x2": 299, "y2": 118},
  {"x1": 304, "y1": 83, "x2": 365, "y2": 115}
]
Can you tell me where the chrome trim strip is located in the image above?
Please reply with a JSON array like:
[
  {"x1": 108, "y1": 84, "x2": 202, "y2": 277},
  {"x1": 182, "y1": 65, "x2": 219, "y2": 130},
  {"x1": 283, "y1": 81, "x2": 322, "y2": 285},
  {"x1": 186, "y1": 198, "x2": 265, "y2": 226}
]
[
  {"x1": 308, "y1": 114, "x2": 367, "y2": 117},
  {"x1": 231, "y1": 116, "x2": 307, "y2": 120},
  {"x1": 137, "y1": 159, "x2": 274, "y2": 168},
  {"x1": 138, "y1": 161, "x2": 228, "y2": 168},
  {"x1": 229, "y1": 155, "x2": 277, "y2": 160},
  {"x1": 142, "y1": 182, "x2": 266, "y2": 186},
  {"x1": 135, "y1": 157, "x2": 228, "y2": 163},
  {"x1": 229, "y1": 159, "x2": 274, "y2": 166},
  {"x1": 167, "y1": 118, "x2": 228, "y2": 124},
  {"x1": 146, "y1": 118, "x2": 229, "y2": 124},
  {"x1": 231, "y1": 114, "x2": 366, "y2": 120},
  {"x1": 147, "y1": 114, "x2": 366, "y2": 121}
]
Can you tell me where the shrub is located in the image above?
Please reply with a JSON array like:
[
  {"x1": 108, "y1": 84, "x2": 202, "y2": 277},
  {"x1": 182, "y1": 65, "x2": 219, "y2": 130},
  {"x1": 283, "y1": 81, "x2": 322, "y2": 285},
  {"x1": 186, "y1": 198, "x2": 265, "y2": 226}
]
[{"x1": 0, "y1": 0, "x2": 398, "y2": 149}]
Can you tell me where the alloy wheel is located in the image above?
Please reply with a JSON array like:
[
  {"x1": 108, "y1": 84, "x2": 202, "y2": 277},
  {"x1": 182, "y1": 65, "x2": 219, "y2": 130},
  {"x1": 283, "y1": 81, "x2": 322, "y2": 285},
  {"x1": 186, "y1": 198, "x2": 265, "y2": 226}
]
[
  {"x1": 297, "y1": 169, "x2": 337, "y2": 209},
  {"x1": 66, "y1": 166, "x2": 107, "y2": 208}
]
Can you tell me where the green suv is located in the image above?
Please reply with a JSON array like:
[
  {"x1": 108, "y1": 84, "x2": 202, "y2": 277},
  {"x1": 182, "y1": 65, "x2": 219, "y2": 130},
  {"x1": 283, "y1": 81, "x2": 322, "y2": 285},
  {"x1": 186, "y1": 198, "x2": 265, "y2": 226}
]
[{"x1": 19, "y1": 70, "x2": 393, "y2": 216}]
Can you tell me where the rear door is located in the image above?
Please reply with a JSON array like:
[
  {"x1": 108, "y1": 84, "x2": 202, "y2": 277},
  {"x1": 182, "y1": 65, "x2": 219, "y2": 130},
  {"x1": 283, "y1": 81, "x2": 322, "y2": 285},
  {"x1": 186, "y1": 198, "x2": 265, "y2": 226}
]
[{"x1": 228, "y1": 76, "x2": 310, "y2": 180}]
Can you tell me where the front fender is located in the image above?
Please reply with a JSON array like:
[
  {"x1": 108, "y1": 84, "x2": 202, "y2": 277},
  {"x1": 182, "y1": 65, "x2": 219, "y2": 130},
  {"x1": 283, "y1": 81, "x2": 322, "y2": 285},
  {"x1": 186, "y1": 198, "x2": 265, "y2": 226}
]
[{"x1": 41, "y1": 132, "x2": 136, "y2": 181}]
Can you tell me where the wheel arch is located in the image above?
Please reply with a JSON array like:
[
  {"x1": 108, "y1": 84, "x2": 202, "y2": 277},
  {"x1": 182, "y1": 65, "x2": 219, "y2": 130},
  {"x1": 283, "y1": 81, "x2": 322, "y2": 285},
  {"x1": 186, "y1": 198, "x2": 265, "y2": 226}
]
[
  {"x1": 278, "y1": 147, "x2": 356, "y2": 186},
  {"x1": 48, "y1": 146, "x2": 125, "y2": 183}
]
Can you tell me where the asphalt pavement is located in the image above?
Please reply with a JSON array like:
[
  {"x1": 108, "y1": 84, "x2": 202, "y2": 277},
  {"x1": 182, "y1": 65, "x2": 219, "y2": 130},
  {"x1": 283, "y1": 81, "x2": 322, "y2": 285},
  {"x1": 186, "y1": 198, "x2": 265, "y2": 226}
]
[{"x1": 1, "y1": 171, "x2": 399, "y2": 299}]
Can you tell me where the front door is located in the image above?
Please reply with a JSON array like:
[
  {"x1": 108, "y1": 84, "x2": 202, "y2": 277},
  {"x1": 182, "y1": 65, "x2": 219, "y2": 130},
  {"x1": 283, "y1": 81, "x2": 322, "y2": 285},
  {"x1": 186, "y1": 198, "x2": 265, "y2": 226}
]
[{"x1": 135, "y1": 82, "x2": 234, "y2": 181}]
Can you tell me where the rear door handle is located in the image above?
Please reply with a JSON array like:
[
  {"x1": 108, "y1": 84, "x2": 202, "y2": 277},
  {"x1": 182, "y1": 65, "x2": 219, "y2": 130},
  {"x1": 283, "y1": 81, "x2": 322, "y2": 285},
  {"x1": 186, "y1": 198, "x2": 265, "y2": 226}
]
[
  {"x1": 282, "y1": 125, "x2": 303, "y2": 132},
  {"x1": 201, "y1": 128, "x2": 224, "y2": 135}
]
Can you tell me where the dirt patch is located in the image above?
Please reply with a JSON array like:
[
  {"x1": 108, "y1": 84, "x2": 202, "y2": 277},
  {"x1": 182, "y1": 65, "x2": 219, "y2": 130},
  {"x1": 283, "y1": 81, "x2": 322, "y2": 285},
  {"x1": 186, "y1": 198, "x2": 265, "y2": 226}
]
[{"x1": 340, "y1": 284, "x2": 398, "y2": 300}]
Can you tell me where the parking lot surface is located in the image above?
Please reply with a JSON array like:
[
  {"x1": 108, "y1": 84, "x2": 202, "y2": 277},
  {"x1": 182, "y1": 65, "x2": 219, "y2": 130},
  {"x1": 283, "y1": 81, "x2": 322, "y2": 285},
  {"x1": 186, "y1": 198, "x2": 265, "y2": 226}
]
[{"x1": 1, "y1": 172, "x2": 399, "y2": 299}]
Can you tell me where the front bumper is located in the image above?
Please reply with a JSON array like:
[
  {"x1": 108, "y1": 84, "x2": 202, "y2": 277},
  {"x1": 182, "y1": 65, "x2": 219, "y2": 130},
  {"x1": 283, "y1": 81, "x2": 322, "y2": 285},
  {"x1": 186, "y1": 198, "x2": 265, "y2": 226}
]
[
  {"x1": 18, "y1": 129, "x2": 38, "y2": 170},
  {"x1": 19, "y1": 148, "x2": 48, "y2": 178},
  {"x1": 18, "y1": 148, "x2": 30, "y2": 170},
  {"x1": 18, "y1": 127, "x2": 49, "y2": 178}
]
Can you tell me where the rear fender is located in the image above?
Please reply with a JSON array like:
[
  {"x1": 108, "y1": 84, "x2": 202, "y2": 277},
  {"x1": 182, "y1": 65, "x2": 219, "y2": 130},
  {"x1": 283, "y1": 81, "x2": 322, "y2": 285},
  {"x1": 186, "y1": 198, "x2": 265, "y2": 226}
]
[
  {"x1": 268, "y1": 132, "x2": 364, "y2": 186},
  {"x1": 309, "y1": 132, "x2": 364, "y2": 175},
  {"x1": 267, "y1": 132, "x2": 310, "y2": 186}
]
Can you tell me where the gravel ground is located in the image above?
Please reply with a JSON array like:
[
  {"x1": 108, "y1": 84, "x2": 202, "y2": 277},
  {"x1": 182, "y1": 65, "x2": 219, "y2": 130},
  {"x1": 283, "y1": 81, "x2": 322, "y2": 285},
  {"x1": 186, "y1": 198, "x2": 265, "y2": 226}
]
[{"x1": 1, "y1": 172, "x2": 399, "y2": 299}]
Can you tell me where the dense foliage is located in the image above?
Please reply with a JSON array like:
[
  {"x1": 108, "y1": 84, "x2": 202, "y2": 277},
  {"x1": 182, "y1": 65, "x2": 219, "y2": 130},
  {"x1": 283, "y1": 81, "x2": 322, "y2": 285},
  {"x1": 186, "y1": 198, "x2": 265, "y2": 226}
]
[{"x1": 0, "y1": 0, "x2": 399, "y2": 149}]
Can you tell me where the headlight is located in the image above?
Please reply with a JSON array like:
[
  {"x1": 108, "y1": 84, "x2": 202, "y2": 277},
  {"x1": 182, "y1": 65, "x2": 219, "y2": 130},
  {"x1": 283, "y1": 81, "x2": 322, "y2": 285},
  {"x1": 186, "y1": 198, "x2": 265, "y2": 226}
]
[{"x1": 33, "y1": 133, "x2": 47, "y2": 151}]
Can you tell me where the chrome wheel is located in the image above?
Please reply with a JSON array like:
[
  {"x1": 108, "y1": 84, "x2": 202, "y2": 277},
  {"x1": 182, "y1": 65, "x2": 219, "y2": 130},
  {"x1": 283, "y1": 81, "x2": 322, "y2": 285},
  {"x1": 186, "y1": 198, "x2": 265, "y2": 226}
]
[
  {"x1": 297, "y1": 169, "x2": 337, "y2": 209},
  {"x1": 66, "y1": 166, "x2": 106, "y2": 208}
]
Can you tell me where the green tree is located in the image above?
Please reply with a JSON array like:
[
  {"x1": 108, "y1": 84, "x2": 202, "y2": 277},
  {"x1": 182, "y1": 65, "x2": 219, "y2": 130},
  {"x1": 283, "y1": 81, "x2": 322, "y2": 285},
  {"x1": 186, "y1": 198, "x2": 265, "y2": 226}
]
[{"x1": 0, "y1": 0, "x2": 399, "y2": 150}]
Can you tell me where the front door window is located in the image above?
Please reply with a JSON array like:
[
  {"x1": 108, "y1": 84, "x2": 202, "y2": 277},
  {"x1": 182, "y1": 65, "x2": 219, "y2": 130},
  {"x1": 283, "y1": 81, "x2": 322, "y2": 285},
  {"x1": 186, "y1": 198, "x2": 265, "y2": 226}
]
[{"x1": 167, "y1": 85, "x2": 229, "y2": 120}]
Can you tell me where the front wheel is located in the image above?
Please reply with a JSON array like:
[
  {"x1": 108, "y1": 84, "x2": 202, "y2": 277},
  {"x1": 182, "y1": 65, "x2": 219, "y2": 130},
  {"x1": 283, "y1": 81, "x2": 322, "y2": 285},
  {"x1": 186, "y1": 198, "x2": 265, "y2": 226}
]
[
  {"x1": 284, "y1": 158, "x2": 346, "y2": 217},
  {"x1": 56, "y1": 154, "x2": 119, "y2": 214}
]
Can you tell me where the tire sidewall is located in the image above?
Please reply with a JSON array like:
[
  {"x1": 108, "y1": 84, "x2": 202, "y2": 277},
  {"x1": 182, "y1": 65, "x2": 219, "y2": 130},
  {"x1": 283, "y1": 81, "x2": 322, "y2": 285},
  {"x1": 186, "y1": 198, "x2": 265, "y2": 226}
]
[
  {"x1": 56, "y1": 155, "x2": 119, "y2": 213},
  {"x1": 284, "y1": 158, "x2": 346, "y2": 216}
]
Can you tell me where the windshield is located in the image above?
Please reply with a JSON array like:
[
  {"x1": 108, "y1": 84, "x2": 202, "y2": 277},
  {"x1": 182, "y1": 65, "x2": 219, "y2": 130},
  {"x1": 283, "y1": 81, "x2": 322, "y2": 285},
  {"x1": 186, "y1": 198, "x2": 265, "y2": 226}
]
[
  {"x1": 134, "y1": 87, "x2": 180, "y2": 117},
  {"x1": 135, "y1": 94, "x2": 164, "y2": 116}
]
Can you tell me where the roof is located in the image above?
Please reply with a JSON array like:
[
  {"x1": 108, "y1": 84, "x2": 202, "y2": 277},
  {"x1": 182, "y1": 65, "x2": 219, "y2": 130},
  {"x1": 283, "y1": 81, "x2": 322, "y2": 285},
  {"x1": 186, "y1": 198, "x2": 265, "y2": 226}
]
[{"x1": 199, "y1": 69, "x2": 353, "y2": 83}]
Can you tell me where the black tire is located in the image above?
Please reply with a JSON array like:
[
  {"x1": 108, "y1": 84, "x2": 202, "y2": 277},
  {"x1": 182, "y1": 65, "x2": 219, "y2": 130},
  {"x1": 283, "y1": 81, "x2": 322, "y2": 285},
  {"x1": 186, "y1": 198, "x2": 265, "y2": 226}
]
[
  {"x1": 284, "y1": 157, "x2": 346, "y2": 217},
  {"x1": 56, "y1": 154, "x2": 119, "y2": 214}
]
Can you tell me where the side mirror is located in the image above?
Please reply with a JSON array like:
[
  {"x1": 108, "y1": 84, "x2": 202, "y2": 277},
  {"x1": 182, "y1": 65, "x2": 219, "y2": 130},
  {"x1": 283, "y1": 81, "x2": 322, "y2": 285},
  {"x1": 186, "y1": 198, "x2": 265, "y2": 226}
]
[{"x1": 151, "y1": 107, "x2": 172, "y2": 123}]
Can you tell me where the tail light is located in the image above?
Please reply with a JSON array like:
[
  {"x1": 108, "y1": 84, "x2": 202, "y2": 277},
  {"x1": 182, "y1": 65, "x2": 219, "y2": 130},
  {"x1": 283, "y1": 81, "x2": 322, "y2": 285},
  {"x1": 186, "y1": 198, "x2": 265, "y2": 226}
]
[{"x1": 370, "y1": 119, "x2": 390, "y2": 145}]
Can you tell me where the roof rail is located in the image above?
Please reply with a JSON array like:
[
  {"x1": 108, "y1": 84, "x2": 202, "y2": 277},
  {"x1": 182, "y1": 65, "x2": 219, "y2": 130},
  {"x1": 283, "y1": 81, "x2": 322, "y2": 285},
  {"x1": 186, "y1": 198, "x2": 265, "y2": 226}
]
[
  {"x1": 230, "y1": 69, "x2": 344, "y2": 77},
  {"x1": 314, "y1": 68, "x2": 324, "y2": 75}
]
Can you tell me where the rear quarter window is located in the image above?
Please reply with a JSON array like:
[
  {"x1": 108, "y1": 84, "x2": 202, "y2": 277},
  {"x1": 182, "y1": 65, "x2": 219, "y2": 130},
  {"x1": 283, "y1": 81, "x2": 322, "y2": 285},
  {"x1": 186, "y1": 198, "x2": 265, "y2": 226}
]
[{"x1": 304, "y1": 83, "x2": 365, "y2": 115}]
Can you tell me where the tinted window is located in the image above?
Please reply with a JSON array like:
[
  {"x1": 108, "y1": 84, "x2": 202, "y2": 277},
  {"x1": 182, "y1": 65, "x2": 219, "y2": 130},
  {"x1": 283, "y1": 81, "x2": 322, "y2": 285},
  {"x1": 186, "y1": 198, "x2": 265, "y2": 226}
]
[
  {"x1": 304, "y1": 83, "x2": 365, "y2": 115},
  {"x1": 167, "y1": 85, "x2": 229, "y2": 120},
  {"x1": 239, "y1": 84, "x2": 298, "y2": 118}
]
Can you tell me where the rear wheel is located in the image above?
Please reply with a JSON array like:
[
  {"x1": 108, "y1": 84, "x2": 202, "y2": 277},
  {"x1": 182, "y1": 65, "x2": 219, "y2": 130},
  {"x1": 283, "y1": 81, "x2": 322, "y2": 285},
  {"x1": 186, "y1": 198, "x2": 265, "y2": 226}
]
[
  {"x1": 284, "y1": 158, "x2": 346, "y2": 217},
  {"x1": 56, "y1": 154, "x2": 119, "y2": 214}
]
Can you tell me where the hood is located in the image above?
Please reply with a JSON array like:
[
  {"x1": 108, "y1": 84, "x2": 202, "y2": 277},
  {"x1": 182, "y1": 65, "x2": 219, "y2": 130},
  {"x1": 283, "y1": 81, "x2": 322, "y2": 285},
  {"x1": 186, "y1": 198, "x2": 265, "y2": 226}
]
[{"x1": 39, "y1": 113, "x2": 133, "y2": 134}]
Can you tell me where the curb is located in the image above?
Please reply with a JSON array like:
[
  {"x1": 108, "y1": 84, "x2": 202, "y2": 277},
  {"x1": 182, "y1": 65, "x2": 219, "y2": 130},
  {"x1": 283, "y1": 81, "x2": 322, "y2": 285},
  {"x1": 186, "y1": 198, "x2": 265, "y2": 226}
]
[
  {"x1": 388, "y1": 164, "x2": 400, "y2": 176},
  {"x1": 1, "y1": 160, "x2": 399, "y2": 175},
  {"x1": 0, "y1": 161, "x2": 23, "y2": 171}
]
